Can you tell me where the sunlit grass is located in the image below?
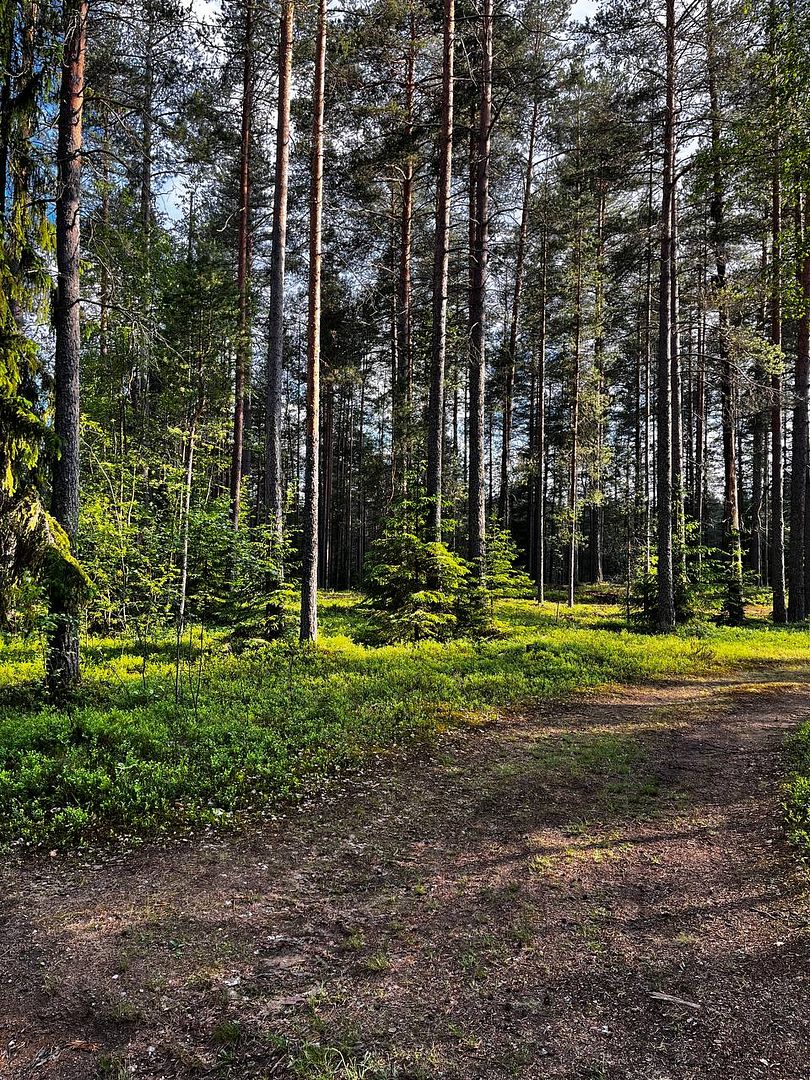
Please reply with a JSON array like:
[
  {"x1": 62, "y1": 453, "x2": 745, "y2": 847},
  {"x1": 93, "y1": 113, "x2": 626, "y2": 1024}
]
[{"x1": 2, "y1": 591, "x2": 810, "y2": 848}]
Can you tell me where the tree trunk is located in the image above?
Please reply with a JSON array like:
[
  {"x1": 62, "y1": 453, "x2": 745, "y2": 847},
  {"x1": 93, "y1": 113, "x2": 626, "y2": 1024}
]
[
  {"x1": 707, "y1": 0, "x2": 744, "y2": 624},
  {"x1": 48, "y1": 0, "x2": 88, "y2": 692},
  {"x1": 749, "y1": 241, "x2": 767, "y2": 582},
  {"x1": 300, "y1": 0, "x2": 327, "y2": 642},
  {"x1": 590, "y1": 186, "x2": 606, "y2": 583},
  {"x1": 644, "y1": 119, "x2": 654, "y2": 576},
  {"x1": 499, "y1": 98, "x2": 539, "y2": 525},
  {"x1": 8, "y1": 0, "x2": 38, "y2": 332},
  {"x1": 750, "y1": 387, "x2": 766, "y2": 582},
  {"x1": 769, "y1": 1, "x2": 787, "y2": 623},
  {"x1": 265, "y1": 0, "x2": 294, "y2": 552},
  {"x1": 230, "y1": 0, "x2": 253, "y2": 529},
  {"x1": 141, "y1": 2, "x2": 154, "y2": 233},
  {"x1": 0, "y1": 4, "x2": 14, "y2": 226},
  {"x1": 671, "y1": 203, "x2": 686, "y2": 595},
  {"x1": 533, "y1": 225, "x2": 547, "y2": 602},
  {"x1": 393, "y1": 5, "x2": 416, "y2": 497},
  {"x1": 656, "y1": 0, "x2": 676, "y2": 631},
  {"x1": 568, "y1": 204, "x2": 583, "y2": 609},
  {"x1": 319, "y1": 379, "x2": 334, "y2": 588},
  {"x1": 789, "y1": 192, "x2": 810, "y2": 621},
  {"x1": 178, "y1": 402, "x2": 204, "y2": 633},
  {"x1": 467, "y1": 0, "x2": 492, "y2": 574},
  {"x1": 425, "y1": 0, "x2": 454, "y2": 542},
  {"x1": 695, "y1": 302, "x2": 706, "y2": 542}
]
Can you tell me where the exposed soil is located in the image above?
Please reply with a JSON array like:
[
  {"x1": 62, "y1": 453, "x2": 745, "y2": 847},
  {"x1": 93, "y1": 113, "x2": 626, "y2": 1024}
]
[{"x1": 2, "y1": 668, "x2": 809, "y2": 1080}]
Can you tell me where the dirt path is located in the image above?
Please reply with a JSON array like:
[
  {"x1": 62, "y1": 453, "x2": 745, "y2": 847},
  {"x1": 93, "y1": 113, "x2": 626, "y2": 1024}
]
[{"x1": 2, "y1": 669, "x2": 809, "y2": 1080}]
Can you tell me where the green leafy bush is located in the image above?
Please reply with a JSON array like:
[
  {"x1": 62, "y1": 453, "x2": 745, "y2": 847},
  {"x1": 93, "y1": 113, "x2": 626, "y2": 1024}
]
[
  {"x1": 785, "y1": 722, "x2": 810, "y2": 858},
  {"x1": 484, "y1": 517, "x2": 533, "y2": 599},
  {"x1": 631, "y1": 523, "x2": 743, "y2": 629},
  {"x1": 363, "y1": 530, "x2": 470, "y2": 643}
]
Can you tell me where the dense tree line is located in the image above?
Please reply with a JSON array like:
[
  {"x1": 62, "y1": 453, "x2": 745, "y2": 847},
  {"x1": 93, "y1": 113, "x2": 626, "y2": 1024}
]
[{"x1": 2, "y1": 0, "x2": 810, "y2": 688}]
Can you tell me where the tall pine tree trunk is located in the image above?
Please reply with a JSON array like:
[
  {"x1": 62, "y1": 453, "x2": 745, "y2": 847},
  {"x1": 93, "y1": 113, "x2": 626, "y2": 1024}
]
[
  {"x1": 643, "y1": 121, "x2": 654, "y2": 575},
  {"x1": 568, "y1": 206, "x2": 583, "y2": 609},
  {"x1": 670, "y1": 203, "x2": 686, "y2": 594},
  {"x1": 48, "y1": 0, "x2": 87, "y2": 692},
  {"x1": 499, "y1": 98, "x2": 538, "y2": 525},
  {"x1": 656, "y1": 0, "x2": 676, "y2": 631},
  {"x1": 230, "y1": 0, "x2": 253, "y2": 529},
  {"x1": 141, "y1": 3, "x2": 154, "y2": 232},
  {"x1": 178, "y1": 402, "x2": 204, "y2": 634},
  {"x1": 8, "y1": 0, "x2": 38, "y2": 332},
  {"x1": 789, "y1": 192, "x2": 810, "y2": 621},
  {"x1": 790, "y1": 190, "x2": 807, "y2": 622},
  {"x1": 769, "y1": 0, "x2": 787, "y2": 623},
  {"x1": 265, "y1": 0, "x2": 294, "y2": 551},
  {"x1": 425, "y1": 0, "x2": 454, "y2": 542},
  {"x1": 0, "y1": 3, "x2": 14, "y2": 226},
  {"x1": 393, "y1": 5, "x2": 416, "y2": 496},
  {"x1": 771, "y1": 178, "x2": 787, "y2": 623},
  {"x1": 300, "y1": 0, "x2": 327, "y2": 642},
  {"x1": 695, "y1": 302, "x2": 706, "y2": 543},
  {"x1": 533, "y1": 225, "x2": 547, "y2": 602},
  {"x1": 590, "y1": 186, "x2": 606, "y2": 583},
  {"x1": 708, "y1": 0, "x2": 744, "y2": 623},
  {"x1": 467, "y1": 0, "x2": 492, "y2": 574}
]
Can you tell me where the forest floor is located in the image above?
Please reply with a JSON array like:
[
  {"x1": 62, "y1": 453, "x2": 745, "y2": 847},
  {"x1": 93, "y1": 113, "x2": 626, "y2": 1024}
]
[{"x1": 2, "y1": 666, "x2": 810, "y2": 1080}]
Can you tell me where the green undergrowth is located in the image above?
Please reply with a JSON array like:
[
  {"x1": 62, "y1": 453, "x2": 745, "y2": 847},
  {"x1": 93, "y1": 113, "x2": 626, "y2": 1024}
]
[
  {"x1": 785, "y1": 722, "x2": 810, "y2": 859},
  {"x1": 2, "y1": 591, "x2": 810, "y2": 849}
]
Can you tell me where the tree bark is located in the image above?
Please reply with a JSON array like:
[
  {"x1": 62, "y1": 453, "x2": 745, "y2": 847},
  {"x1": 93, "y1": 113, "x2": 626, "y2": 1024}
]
[
  {"x1": 0, "y1": 4, "x2": 13, "y2": 226},
  {"x1": 589, "y1": 186, "x2": 606, "y2": 583},
  {"x1": 643, "y1": 118, "x2": 654, "y2": 576},
  {"x1": 769, "y1": 0, "x2": 787, "y2": 623},
  {"x1": 788, "y1": 192, "x2": 810, "y2": 622},
  {"x1": 300, "y1": 0, "x2": 327, "y2": 642},
  {"x1": 670, "y1": 203, "x2": 686, "y2": 595},
  {"x1": 656, "y1": 0, "x2": 676, "y2": 631},
  {"x1": 568, "y1": 200, "x2": 583, "y2": 609},
  {"x1": 48, "y1": 0, "x2": 88, "y2": 692},
  {"x1": 265, "y1": 0, "x2": 294, "y2": 552},
  {"x1": 141, "y1": 1, "x2": 154, "y2": 233},
  {"x1": 708, "y1": 0, "x2": 744, "y2": 624},
  {"x1": 393, "y1": 5, "x2": 416, "y2": 496},
  {"x1": 467, "y1": 0, "x2": 492, "y2": 574},
  {"x1": 499, "y1": 98, "x2": 539, "y2": 525},
  {"x1": 230, "y1": 0, "x2": 253, "y2": 529},
  {"x1": 178, "y1": 401, "x2": 204, "y2": 634},
  {"x1": 695, "y1": 301, "x2": 706, "y2": 543},
  {"x1": 533, "y1": 225, "x2": 547, "y2": 602},
  {"x1": 425, "y1": 0, "x2": 454, "y2": 542}
]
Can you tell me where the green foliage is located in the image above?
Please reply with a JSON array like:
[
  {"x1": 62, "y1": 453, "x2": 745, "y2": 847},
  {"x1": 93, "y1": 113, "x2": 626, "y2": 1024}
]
[
  {"x1": 0, "y1": 231, "x2": 87, "y2": 630},
  {"x1": 363, "y1": 528, "x2": 470, "y2": 643},
  {"x1": 484, "y1": 518, "x2": 533, "y2": 599},
  {"x1": 632, "y1": 521, "x2": 742, "y2": 629},
  {"x1": 79, "y1": 458, "x2": 177, "y2": 633},
  {"x1": 2, "y1": 594, "x2": 810, "y2": 849},
  {"x1": 226, "y1": 518, "x2": 294, "y2": 643},
  {"x1": 79, "y1": 452, "x2": 291, "y2": 641},
  {"x1": 785, "y1": 722, "x2": 810, "y2": 858},
  {"x1": 362, "y1": 508, "x2": 533, "y2": 644}
]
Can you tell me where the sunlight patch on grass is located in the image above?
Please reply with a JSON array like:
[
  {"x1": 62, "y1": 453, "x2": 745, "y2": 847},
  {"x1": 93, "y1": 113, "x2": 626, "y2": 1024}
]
[{"x1": 1, "y1": 594, "x2": 809, "y2": 847}]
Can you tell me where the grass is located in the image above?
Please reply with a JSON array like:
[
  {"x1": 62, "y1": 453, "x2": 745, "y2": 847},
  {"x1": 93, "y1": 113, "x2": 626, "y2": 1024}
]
[
  {"x1": 2, "y1": 590, "x2": 810, "y2": 849},
  {"x1": 785, "y1": 721, "x2": 810, "y2": 858}
]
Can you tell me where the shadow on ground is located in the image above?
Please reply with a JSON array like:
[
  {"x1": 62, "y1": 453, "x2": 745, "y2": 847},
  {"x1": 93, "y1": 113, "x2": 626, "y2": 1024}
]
[{"x1": 1, "y1": 671, "x2": 809, "y2": 1079}]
